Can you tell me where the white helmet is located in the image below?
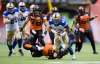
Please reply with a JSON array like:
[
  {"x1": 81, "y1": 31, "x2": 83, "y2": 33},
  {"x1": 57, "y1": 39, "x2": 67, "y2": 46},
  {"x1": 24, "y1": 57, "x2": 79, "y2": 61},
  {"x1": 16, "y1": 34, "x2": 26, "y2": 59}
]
[
  {"x1": 52, "y1": 7, "x2": 58, "y2": 11},
  {"x1": 78, "y1": 6, "x2": 84, "y2": 10},
  {"x1": 30, "y1": 4, "x2": 39, "y2": 10},
  {"x1": 52, "y1": 12, "x2": 61, "y2": 20},
  {"x1": 19, "y1": 2, "x2": 26, "y2": 12},
  {"x1": 30, "y1": 4, "x2": 36, "y2": 13},
  {"x1": 30, "y1": 4, "x2": 40, "y2": 13},
  {"x1": 6, "y1": 3, "x2": 14, "y2": 9},
  {"x1": 19, "y1": 2, "x2": 25, "y2": 7},
  {"x1": 30, "y1": 4, "x2": 35, "y2": 11},
  {"x1": 30, "y1": 4, "x2": 35, "y2": 9},
  {"x1": 52, "y1": 7, "x2": 58, "y2": 12}
]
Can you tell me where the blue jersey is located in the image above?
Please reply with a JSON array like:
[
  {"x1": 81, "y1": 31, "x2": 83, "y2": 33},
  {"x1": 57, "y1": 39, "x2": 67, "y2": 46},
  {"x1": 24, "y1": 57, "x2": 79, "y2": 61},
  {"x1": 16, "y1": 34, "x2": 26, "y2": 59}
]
[
  {"x1": 3, "y1": 7, "x2": 18, "y2": 18},
  {"x1": 3, "y1": 7, "x2": 19, "y2": 31},
  {"x1": 49, "y1": 16, "x2": 68, "y2": 30},
  {"x1": 16, "y1": 8, "x2": 29, "y2": 28}
]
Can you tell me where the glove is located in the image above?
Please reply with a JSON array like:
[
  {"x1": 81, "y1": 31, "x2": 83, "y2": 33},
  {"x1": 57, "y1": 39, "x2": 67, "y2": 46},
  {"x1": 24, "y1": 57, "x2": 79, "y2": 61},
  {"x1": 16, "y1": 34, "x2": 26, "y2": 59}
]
[{"x1": 32, "y1": 30, "x2": 36, "y2": 34}]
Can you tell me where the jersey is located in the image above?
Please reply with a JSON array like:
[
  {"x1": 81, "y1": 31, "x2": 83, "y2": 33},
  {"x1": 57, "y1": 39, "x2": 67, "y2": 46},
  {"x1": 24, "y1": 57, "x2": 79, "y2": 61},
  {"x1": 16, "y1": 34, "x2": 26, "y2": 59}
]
[
  {"x1": 49, "y1": 16, "x2": 68, "y2": 32},
  {"x1": 78, "y1": 15, "x2": 90, "y2": 30},
  {"x1": 29, "y1": 13, "x2": 47, "y2": 30},
  {"x1": 3, "y1": 7, "x2": 19, "y2": 31},
  {"x1": 16, "y1": 8, "x2": 29, "y2": 28}
]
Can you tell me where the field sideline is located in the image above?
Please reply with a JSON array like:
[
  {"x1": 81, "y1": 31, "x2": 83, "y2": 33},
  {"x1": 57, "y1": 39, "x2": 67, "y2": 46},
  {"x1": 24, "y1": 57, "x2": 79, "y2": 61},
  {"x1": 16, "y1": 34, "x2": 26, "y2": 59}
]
[{"x1": 0, "y1": 43, "x2": 100, "y2": 64}]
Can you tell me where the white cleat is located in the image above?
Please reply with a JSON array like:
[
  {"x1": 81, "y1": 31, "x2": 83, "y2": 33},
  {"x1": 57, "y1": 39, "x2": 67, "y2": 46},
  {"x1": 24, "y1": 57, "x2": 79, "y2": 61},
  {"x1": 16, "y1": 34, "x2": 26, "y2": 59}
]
[
  {"x1": 72, "y1": 54, "x2": 76, "y2": 60},
  {"x1": 12, "y1": 49, "x2": 16, "y2": 54}
]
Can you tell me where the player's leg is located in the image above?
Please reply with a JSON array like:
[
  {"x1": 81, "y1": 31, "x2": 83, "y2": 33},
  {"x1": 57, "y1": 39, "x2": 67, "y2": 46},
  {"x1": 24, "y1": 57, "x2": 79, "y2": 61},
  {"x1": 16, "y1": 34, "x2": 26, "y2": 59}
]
[
  {"x1": 7, "y1": 31, "x2": 15, "y2": 56},
  {"x1": 30, "y1": 30, "x2": 38, "y2": 45},
  {"x1": 18, "y1": 38, "x2": 24, "y2": 56},
  {"x1": 67, "y1": 38, "x2": 76, "y2": 60},
  {"x1": 68, "y1": 42, "x2": 76, "y2": 60},
  {"x1": 12, "y1": 38, "x2": 17, "y2": 54},
  {"x1": 49, "y1": 31, "x2": 55, "y2": 44},
  {"x1": 15, "y1": 31, "x2": 24, "y2": 56},
  {"x1": 23, "y1": 41, "x2": 43, "y2": 57},
  {"x1": 86, "y1": 30, "x2": 98, "y2": 54},
  {"x1": 53, "y1": 34, "x2": 61, "y2": 51},
  {"x1": 38, "y1": 30, "x2": 45, "y2": 46},
  {"x1": 58, "y1": 33, "x2": 70, "y2": 59},
  {"x1": 12, "y1": 38, "x2": 17, "y2": 49},
  {"x1": 75, "y1": 31, "x2": 84, "y2": 52},
  {"x1": 51, "y1": 34, "x2": 61, "y2": 59}
]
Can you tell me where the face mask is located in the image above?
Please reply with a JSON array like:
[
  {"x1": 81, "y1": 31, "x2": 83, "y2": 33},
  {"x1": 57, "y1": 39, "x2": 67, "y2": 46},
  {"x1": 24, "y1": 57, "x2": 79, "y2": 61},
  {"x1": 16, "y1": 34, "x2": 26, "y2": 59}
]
[
  {"x1": 34, "y1": 11, "x2": 41, "y2": 16},
  {"x1": 7, "y1": 8, "x2": 14, "y2": 14},
  {"x1": 19, "y1": 6, "x2": 25, "y2": 12},
  {"x1": 79, "y1": 10, "x2": 85, "y2": 15}
]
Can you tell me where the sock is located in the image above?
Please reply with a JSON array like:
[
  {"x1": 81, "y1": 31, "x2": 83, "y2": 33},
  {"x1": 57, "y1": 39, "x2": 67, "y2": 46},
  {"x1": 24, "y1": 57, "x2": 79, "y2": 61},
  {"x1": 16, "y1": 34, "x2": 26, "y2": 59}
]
[
  {"x1": 12, "y1": 39, "x2": 17, "y2": 49},
  {"x1": 18, "y1": 39, "x2": 23, "y2": 49},
  {"x1": 7, "y1": 42, "x2": 12, "y2": 52}
]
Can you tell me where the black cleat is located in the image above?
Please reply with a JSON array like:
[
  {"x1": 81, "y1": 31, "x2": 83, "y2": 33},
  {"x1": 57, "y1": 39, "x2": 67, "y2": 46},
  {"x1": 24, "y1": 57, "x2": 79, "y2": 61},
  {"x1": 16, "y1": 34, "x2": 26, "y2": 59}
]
[
  {"x1": 8, "y1": 51, "x2": 13, "y2": 56},
  {"x1": 19, "y1": 49, "x2": 24, "y2": 56},
  {"x1": 93, "y1": 52, "x2": 98, "y2": 54},
  {"x1": 48, "y1": 55, "x2": 56, "y2": 59}
]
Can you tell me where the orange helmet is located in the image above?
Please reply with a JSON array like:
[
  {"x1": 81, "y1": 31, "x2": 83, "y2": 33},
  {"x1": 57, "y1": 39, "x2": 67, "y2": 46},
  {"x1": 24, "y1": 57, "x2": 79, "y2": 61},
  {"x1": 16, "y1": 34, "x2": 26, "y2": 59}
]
[{"x1": 42, "y1": 43, "x2": 54, "y2": 56}]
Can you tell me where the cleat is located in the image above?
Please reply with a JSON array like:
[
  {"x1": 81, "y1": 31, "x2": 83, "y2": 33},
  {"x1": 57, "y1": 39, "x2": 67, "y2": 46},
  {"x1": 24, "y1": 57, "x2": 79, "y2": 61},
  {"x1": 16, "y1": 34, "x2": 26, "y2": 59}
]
[
  {"x1": 8, "y1": 51, "x2": 13, "y2": 56},
  {"x1": 93, "y1": 52, "x2": 98, "y2": 54},
  {"x1": 12, "y1": 49, "x2": 16, "y2": 54},
  {"x1": 19, "y1": 49, "x2": 24, "y2": 56},
  {"x1": 72, "y1": 54, "x2": 76, "y2": 60}
]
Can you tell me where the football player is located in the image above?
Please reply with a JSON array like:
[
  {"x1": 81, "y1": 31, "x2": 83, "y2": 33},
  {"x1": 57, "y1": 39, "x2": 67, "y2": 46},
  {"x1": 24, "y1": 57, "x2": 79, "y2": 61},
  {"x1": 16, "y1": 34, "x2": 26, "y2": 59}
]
[
  {"x1": 3, "y1": 2, "x2": 19, "y2": 56},
  {"x1": 75, "y1": 6, "x2": 98, "y2": 54},
  {"x1": 12, "y1": 2, "x2": 29, "y2": 56},
  {"x1": 48, "y1": 12, "x2": 69, "y2": 59},
  {"x1": 22, "y1": 4, "x2": 48, "y2": 57}
]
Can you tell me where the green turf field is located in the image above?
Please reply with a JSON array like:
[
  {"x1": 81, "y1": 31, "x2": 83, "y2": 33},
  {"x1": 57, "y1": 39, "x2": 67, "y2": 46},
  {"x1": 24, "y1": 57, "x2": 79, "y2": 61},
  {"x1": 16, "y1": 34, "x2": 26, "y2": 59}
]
[{"x1": 0, "y1": 43, "x2": 100, "y2": 64}]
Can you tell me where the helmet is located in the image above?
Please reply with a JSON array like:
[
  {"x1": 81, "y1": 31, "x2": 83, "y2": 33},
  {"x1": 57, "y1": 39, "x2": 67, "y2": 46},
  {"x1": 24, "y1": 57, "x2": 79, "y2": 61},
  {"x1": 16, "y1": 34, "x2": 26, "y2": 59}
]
[
  {"x1": 52, "y1": 13, "x2": 61, "y2": 24},
  {"x1": 52, "y1": 7, "x2": 58, "y2": 12},
  {"x1": 6, "y1": 3, "x2": 15, "y2": 13},
  {"x1": 52, "y1": 12, "x2": 61, "y2": 20},
  {"x1": 19, "y1": 2, "x2": 25, "y2": 7},
  {"x1": 42, "y1": 43, "x2": 54, "y2": 56},
  {"x1": 78, "y1": 6, "x2": 85, "y2": 15},
  {"x1": 30, "y1": 4, "x2": 36, "y2": 13},
  {"x1": 30, "y1": 4, "x2": 40, "y2": 12},
  {"x1": 19, "y1": 2, "x2": 26, "y2": 12},
  {"x1": 30, "y1": 4, "x2": 41, "y2": 16},
  {"x1": 6, "y1": 3, "x2": 14, "y2": 9},
  {"x1": 78, "y1": 6, "x2": 84, "y2": 10}
]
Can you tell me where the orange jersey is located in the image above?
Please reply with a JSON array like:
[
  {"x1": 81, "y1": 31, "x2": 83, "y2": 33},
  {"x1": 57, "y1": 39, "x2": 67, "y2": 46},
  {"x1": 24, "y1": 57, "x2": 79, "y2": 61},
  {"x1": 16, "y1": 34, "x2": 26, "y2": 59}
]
[
  {"x1": 79, "y1": 15, "x2": 90, "y2": 30},
  {"x1": 29, "y1": 15, "x2": 47, "y2": 30}
]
